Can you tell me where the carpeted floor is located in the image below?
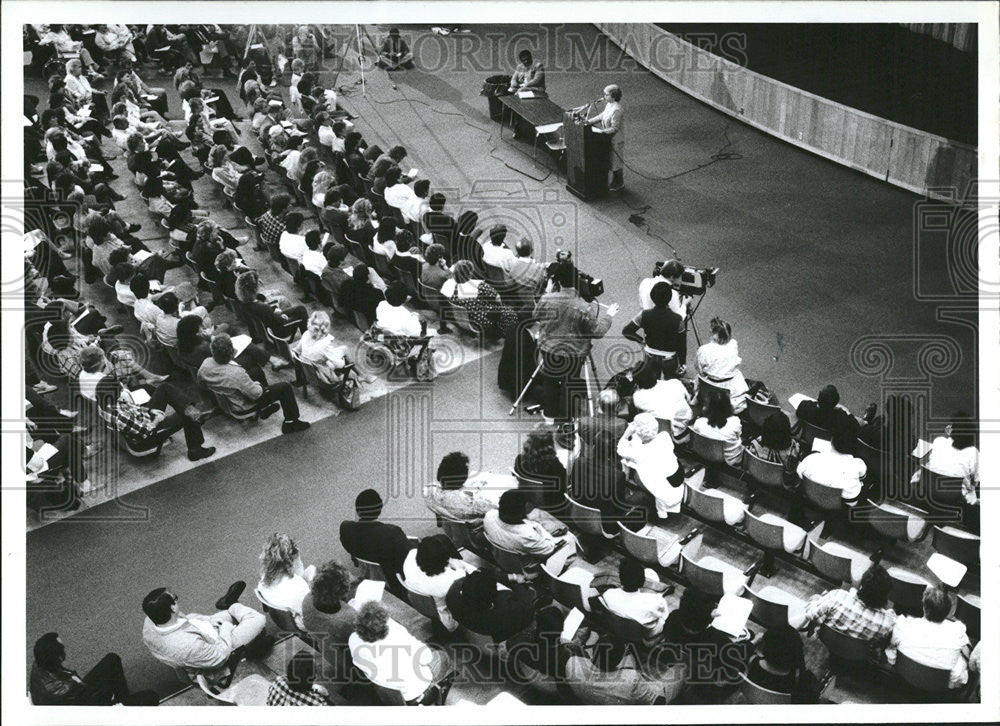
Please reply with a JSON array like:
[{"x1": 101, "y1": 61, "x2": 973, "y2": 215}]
[{"x1": 24, "y1": 23, "x2": 976, "y2": 698}]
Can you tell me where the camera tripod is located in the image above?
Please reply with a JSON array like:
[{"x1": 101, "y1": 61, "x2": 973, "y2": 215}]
[
  {"x1": 508, "y1": 348, "x2": 602, "y2": 418},
  {"x1": 686, "y1": 289, "x2": 709, "y2": 347}
]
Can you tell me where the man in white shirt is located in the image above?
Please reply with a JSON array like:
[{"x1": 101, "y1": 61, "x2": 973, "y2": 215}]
[
  {"x1": 129, "y1": 274, "x2": 164, "y2": 331},
  {"x1": 300, "y1": 230, "x2": 328, "y2": 277},
  {"x1": 383, "y1": 166, "x2": 417, "y2": 210},
  {"x1": 141, "y1": 584, "x2": 267, "y2": 683},
  {"x1": 885, "y1": 586, "x2": 970, "y2": 689},
  {"x1": 481, "y1": 224, "x2": 516, "y2": 269},
  {"x1": 375, "y1": 283, "x2": 429, "y2": 337},
  {"x1": 631, "y1": 363, "x2": 693, "y2": 443},
  {"x1": 316, "y1": 115, "x2": 346, "y2": 153},
  {"x1": 599, "y1": 558, "x2": 669, "y2": 640},
  {"x1": 796, "y1": 429, "x2": 866, "y2": 502},
  {"x1": 402, "y1": 179, "x2": 431, "y2": 224},
  {"x1": 278, "y1": 212, "x2": 308, "y2": 262}
]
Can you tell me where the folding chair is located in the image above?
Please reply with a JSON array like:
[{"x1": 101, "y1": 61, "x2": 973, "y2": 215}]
[
  {"x1": 894, "y1": 651, "x2": 952, "y2": 694},
  {"x1": 538, "y1": 561, "x2": 591, "y2": 612},
  {"x1": 679, "y1": 534, "x2": 750, "y2": 597},
  {"x1": 746, "y1": 397, "x2": 783, "y2": 430},
  {"x1": 688, "y1": 429, "x2": 729, "y2": 468},
  {"x1": 745, "y1": 584, "x2": 806, "y2": 628},
  {"x1": 743, "y1": 509, "x2": 807, "y2": 576},
  {"x1": 739, "y1": 673, "x2": 791, "y2": 705},
  {"x1": 886, "y1": 567, "x2": 929, "y2": 616},
  {"x1": 864, "y1": 500, "x2": 930, "y2": 543},
  {"x1": 801, "y1": 476, "x2": 845, "y2": 513},
  {"x1": 396, "y1": 574, "x2": 443, "y2": 624},
  {"x1": 744, "y1": 449, "x2": 787, "y2": 490},
  {"x1": 819, "y1": 624, "x2": 874, "y2": 665},
  {"x1": 563, "y1": 494, "x2": 616, "y2": 539},
  {"x1": 931, "y1": 525, "x2": 979, "y2": 566}
]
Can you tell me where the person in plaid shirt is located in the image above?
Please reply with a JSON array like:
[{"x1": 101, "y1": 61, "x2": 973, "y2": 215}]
[
  {"x1": 92, "y1": 375, "x2": 216, "y2": 461},
  {"x1": 256, "y1": 193, "x2": 291, "y2": 250},
  {"x1": 791, "y1": 563, "x2": 896, "y2": 643},
  {"x1": 266, "y1": 651, "x2": 331, "y2": 706}
]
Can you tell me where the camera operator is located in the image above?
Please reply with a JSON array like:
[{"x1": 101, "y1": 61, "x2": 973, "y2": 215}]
[
  {"x1": 622, "y1": 281, "x2": 684, "y2": 379},
  {"x1": 533, "y1": 257, "x2": 618, "y2": 422},
  {"x1": 638, "y1": 259, "x2": 692, "y2": 372}
]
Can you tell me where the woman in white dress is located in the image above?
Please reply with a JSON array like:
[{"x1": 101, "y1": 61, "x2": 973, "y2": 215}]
[
  {"x1": 586, "y1": 84, "x2": 625, "y2": 192},
  {"x1": 695, "y1": 317, "x2": 750, "y2": 414}
]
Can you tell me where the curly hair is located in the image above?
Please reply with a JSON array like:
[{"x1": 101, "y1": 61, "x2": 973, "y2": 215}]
[
  {"x1": 355, "y1": 601, "x2": 390, "y2": 643},
  {"x1": 234, "y1": 270, "x2": 260, "y2": 303},
  {"x1": 520, "y1": 429, "x2": 557, "y2": 470},
  {"x1": 307, "y1": 310, "x2": 331, "y2": 339},
  {"x1": 195, "y1": 219, "x2": 218, "y2": 245},
  {"x1": 452, "y1": 260, "x2": 476, "y2": 285},
  {"x1": 348, "y1": 198, "x2": 373, "y2": 230},
  {"x1": 631, "y1": 412, "x2": 659, "y2": 443},
  {"x1": 310, "y1": 560, "x2": 355, "y2": 614},
  {"x1": 259, "y1": 533, "x2": 300, "y2": 586}
]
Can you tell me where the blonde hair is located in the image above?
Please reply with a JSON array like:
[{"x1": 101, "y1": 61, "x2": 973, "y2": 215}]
[
  {"x1": 259, "y1": 533, "x2": 300, "y2": 586},
  {"x1": 604, "y1": 84, "x2": 622, "y2": 102},
  {"x1": 631, "y1": 412, "x2": 658, "y2": 442},
  {"x1": 307, "y1": 310, "x2": 331, "y2": 338}
]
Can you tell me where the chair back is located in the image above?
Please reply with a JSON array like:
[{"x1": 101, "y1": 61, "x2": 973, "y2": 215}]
[
  {"x1": 744, "y1": 450, "x2": 787, "y2": 489},
  {"x1": 397, "y1": 575, "x2": 442, "y2": 623},
  {"x1": 739, "y1": 673, "x2": 791, "y2": 705},
  {"x1": 886, "y1": 567, "x2": 929, "y2": 615},
  {"x1": 919, "y1": 468, "x2": 966, "y2": 506},
  {"x1": 291, "y1": 350, "x2": 333, "y2": 395},
  {"x1": 894, "y1": 650, "x2": 952, "y2": 693},
  {"x1": 418, "y1": 280, "x2": 446, "y2": 314},
  {"x1": 797, "y1": 420, "x2": 831, "y2": 450},
  {"x1": 329, "y1": 287, "x2": 351, "y2": 320},
  {"x1": 563, "y1": 494, "x2": 613, "y2": 539},
  {"x1": 439, "y1": 516, "x2": 477, "y2": 552},
  {"x1": 396, "y1": 267, "x2": 421, "y2": 300},
  {"x1": 745, "y1": 585, "x2": 794, "y2": 628},
  {"x1": 805, "y1": 536, "x2": 854, "y2": 585},
  {"x1": 680, "y1": 551, "x2": 728, "y2": 597},
  {"x1": 697, "y1": 377, "x2": 730, "y2": 402},
  {"x1": 801, "y1": 476, "x2": 844, "y2": 512},
  {"x1": 487, "y1": 540, "x2": 532, "y2": 577},
  {"x1": 931, "y1": 526, "x2": 979, "y2": 566},
  {"x1": 617, "y1": 522, "x2": 661, "y2": 566},
  {"x1": 854, "y1": 439, "x2": 884, "y2": 483},
  {"x1": 343, "y1": 234, "x2": 366, "y2": 264},
  {"x1": 371, "y1": 252, "x2": 395, "y2": 281},
  {"x1": 351, "y1": 556, "x2": 386, "y2": 582},
  {"x1": 264, "y1": 326, "x2": 293, "y2": 363},
  {"x1": 866, "y1": 501, "x2": 928, "y2": 542},
  {"x1": 352, "y1": 309, "x2": 371, "y2": 332},
  {"x1": 685, "y1": 483, "x2": 727, "y2": 524},
  {"x1": 539, "y1": 561, "x2": 591, "y2": 612},
  {"x1": 598, "y1": 603, "x2": 652, "y2": 644},
  {"x1": 954, "y1": 594, "x2": 980, "y2": 644},
  {"x1": 689, "y1": 429, "x2": 728, "y2": 466},
  {"x1": 746, "y1": 397, "x2": 781, "y2": 429},
  {"x1": 743, "y1": 510, "x2": 786, "y2": 551},
  {"x1": 819, "y1": 624, "x2": 873, "y2": 662},
  {"x1": 210, "y1": 390, "x2": 258, "y2": 421},
  {"x1": 253, "y1": 586, "x2": 302, "y2": 634},
  {"x1": 306, "y1": 272, "x2": 333, "y2": 307},
  {"x1": 448, "y1": 300, "x2": 479, "y2": 336}
]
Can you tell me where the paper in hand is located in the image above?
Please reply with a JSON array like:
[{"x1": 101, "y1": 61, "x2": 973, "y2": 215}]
[
  {"x1": 711, "y1": 594, "x2": 753, "y2": 637},
  {"x1": 788, "y1": 393, "x2": 810, "y2": 410},
  {"x1": 230, "y1": 334, "x2": 253, "y2": 358},
  {"x1": 408, "y1": 168, "x2": 419, "y2": 178},
  {"x1": 561, "y1": 607, "x2": 586, "y2": 642},
  {"x1": 129, "y1": 389, "x2": 151, "y2": 406}
]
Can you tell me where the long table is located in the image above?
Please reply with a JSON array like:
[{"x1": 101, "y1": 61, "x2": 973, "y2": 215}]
[{"x1": 496, "y1": 94, "x2": 566, "y2": 162}]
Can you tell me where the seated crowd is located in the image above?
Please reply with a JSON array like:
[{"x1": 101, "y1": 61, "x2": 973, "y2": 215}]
[{"x1": 25, "y1": 24, "x2": 980, "y2": 708}]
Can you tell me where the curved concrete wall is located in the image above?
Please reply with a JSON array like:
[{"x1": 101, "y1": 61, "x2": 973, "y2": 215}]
[{"x1": 597, "y1": 23, "x2": 977, "y2": 204}]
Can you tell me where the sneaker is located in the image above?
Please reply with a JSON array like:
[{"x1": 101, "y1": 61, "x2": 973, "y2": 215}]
[
  {"x1": 257, "y1": 401, "x2": 280, "y2": 420},
  {"x1": 215, "y1": 580, "x2": 247, "y2": 610},
  {"x1": 188, "y1": 445, "x2": 216, "y2": 461},
  {"x1": 281, "y1": 419, "x2": 310, "y2": 434},
  {"x1": 32, "y1": 381, "x2": 58, "y2": 395}
]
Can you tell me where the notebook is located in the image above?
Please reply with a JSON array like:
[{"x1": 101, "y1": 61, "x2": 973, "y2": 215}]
[
  {"x1": 129, "y1": 389, "x2": 151, "y2": 406},
  {"x1": 407, "y1": 168, "x2": 419, "y2": 178},
  {"x1": 711, "y1": 594, "x2": 753, "y2": 637},
  {"x1": 230, "y1": 334, "x2": 252, "y2": 358},
  {"x1": 559, "y1": 566, "x2": 594, "y2": 587},
  {"x1": 349, "y1": 579, "x2": 385, "y2": 610}
]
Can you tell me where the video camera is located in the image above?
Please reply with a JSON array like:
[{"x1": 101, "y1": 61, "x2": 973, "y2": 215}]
[
  {"x1": 652, "y1": 261, "x2": 719, "y2": 297},
  {"x1": 547, "y1": 249, "x2": 604, "y2": 302}
]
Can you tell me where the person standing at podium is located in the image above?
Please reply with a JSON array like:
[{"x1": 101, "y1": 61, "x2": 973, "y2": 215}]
[{"x1": 585, "y1": 84, "x2": 625, "y2": 192}]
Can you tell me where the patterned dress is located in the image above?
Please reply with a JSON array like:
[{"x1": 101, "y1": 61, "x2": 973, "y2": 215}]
[{"x1": 451, "y1": 281, "x2": 517, "y2": 338}]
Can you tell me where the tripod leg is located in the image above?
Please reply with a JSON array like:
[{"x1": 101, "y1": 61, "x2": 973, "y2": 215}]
[{"x1": 508, "y1": 360, "x2": 544, "y2": 416}]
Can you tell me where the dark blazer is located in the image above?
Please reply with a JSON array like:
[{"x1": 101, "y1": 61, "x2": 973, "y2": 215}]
[
  {"x1": 339, "y1": 519, "x2": 413, "y2": 579},
  {"x1": 338, "y1": 279, "x2": 384, "y2": 324},
  {"x1": 423, "y1": 211, "x2": 457, "y2": 251},
  {"x1": 245, "y1": 298, "x2": 295, "y2": 336},
  {"x1": 513, "y1": 454, "x2": 567, "y2": 511},
  {"x1": 795, "y1": 400, "x2": 860, "y2": 438},
  {"x1": 445, "y1": 577, "x2": 536, "y2": 642}
]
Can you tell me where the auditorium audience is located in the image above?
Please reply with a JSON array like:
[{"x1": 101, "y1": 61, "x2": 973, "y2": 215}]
[
  {"x1": 795, "y1": 384, "x2": 861, "y2": 438},
  {"x1": 630, "y1": 359, "x2": 693, "y2": 443},
  {"x1": 300, "y1": 560, "x2": 358, "y2": 680},
  {"x1": 744, "y1": 625, "x2": 819, "y2": 703},
  {"x1": 695, "y1": 317, "x2": 750, "y2": 414},
  {"x1": 796, "y1": 428, "x2": 866, "y2": 504},
  {"x1": 746, "y1": 411, "x2": 802, "y2": 485},
  {"x1": 513, "y1": 428, "x2": 568, "y2": 511},
  {"x1": 617, "y1": 412, "x2": 684, "y2": 519},
  {"x1": 597, "y1": 558, "x2": 669, "y2": 641},
  {"x1": 482, "y1": 490, "x2": 577, "y2": 573},
  {"x1": 339, "y1": 489, "x2": 415, "y2": 594},
  {"x1": 445, "y1": 569, "x2": 538, "y2": 643}
]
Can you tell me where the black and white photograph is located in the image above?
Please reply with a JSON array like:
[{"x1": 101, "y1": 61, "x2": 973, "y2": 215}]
[{"x1": 2, "y1": 2, "x2": 997, "y2": 723}]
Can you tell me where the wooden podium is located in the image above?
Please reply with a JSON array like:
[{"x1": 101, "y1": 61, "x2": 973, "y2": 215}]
[{"x1": 563, "y1": 110, "x2": 611, "y2": 201}]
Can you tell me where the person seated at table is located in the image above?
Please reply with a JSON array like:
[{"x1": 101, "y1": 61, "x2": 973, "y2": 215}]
[
  {"x1": 256, "y1": 533, "x2": 317, "y2": 629},
  {"x1": 424, "y1": 451, "x2": 503, "y2": 523},
  {"x1": 690, "y1": 387, "x2": 744, "y2": 466},
  {"x1": 508, "y1": 49, "x2": 545, "y2": 93},
  {"x1": 617, "y1": 412, "x2": 685, "y2": 520},
  {"x1": 29, "y1": 633, "x2": 158, "y2": 706},
  {"x1": 197, "y1": 334, "x2": 310, "y2": 434},
  {"x1": 885, "y1": 586, "x2": 970, "y2": 690},
  {"x1": 378, "y1": 28, "x2": 414, "y2": 70},
  {"x1": 141, "y1": 583, "x2": 269, "y2": 685},
  {"x1": 266, "y1": 651, "x2": 332, "y2": 706},
  {"x1": 795, "y1": 384, "x2": 860, "y2": 438},
  {"x1": 440, "y1": 260, "x2": 517, "y2": 339},
  {"x1": 747, "y1": 411, "x2": 802, "y2": 487},
  {"x1": 482, "y1": 489, "x2": 577, "y2": 574},
  {"x1": 796, "y1": 428, "x2": 865, "y2": 505},
  {"x1": 630, "y1": 359, "x2": 693, "y2": 444}
]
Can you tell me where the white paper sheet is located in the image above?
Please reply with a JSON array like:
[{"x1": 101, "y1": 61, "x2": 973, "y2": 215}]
[
  {"x1": 561, "y1": 607, "x2": 585, "y2": 642},
  {"x1": 129, "y1": 389, "x2": 151, "y2": 406},
  {"x1": 788, "y1": 393, "x2": 811, "y2": 410},
  {"x1": 926, "y1": 552, "x2": 967, "y2": 587},
  {"x1": 230, "y1": 334, "x2": 253, "y2": 358},
  {"x1": 812, "y1": 438, "x2": 832, "y2": 453},
  {"x1": 711, "y1": 594, "x2": 753, "y2": 637},
  {"x1": 349, "y1": 579, "x2": 385, "y2": 610},
  {"x1": 912, "y1": 439, "x2": 933, "y2": 458}
]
